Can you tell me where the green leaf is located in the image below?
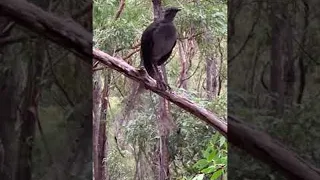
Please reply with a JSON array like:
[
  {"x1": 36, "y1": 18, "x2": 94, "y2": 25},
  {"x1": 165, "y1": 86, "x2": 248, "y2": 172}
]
[
  {"x1": 210, "y1": 169, "x2": 223, "y2": 180},
  {"x1": 201, "y1": 165, "x2": 215, "y2": 173},
  {"x1": 206, "y1": 148, "x2": 217, "y2": 162},
  {"x1": 193, "y1": 159, "x2": 209, "y2": 169}
]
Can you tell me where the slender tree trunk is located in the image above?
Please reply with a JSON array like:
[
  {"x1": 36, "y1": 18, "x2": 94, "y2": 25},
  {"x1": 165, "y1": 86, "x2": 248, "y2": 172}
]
[
  {"x1": 297, "y1": 0, "x2": 309, "y2": 104},
  {"x1": 283, "y1": 3, "x2": 295, "y2": 106},
  {"x1": 152, "y1": 0, "x2": 163, "y2": 21},
  {"x1": 248, "y1": 39, "x2": 261, "y2": 94},
  {"x1": 152, "y1": 1, "x2": 172, "y2": 179},
  {"x1": 103, "y1": 73, "x2": 110, "y2": 180},
  {"x1": 177, "y1": 40, "x2": 188, "y2": 89},
  {"x1": 177, "y1": 28, "x2": 196, "y2": 89},
  {"x1": 15, "y1": 38, "x2": 44, "y2": 180},
  {"x1": 0, "y1": 18, "x2": 21, "y2": 180},
  {"x1": 204, "y1": 29, "x2": 219, "y2": 99},
  {"x1": 93, "y1": 69, "x2": 108, "y2": 180},
  {"x1": 0, "y1": 30, "x2": 44, "y2": 179},
  {"x1": 206, "y1": 56, "x2": 219, "y2": 99},
  {"x1": 269, "y1": 3, "x2": 285, "y2": 114}
]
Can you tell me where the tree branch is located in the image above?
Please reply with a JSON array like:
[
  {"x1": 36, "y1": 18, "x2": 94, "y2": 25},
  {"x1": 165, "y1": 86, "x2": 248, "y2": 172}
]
[
  {"x1": 93, "y1": 48, "x2": 227, "y2": 137},
  {"x1": 0, "y1": 0, "x2": 92, "y2": 64},
  {"x1": 229, "y1": 116, "x2": 320, "y2": 180},
  {"x1": 114, "y1": 0, "x2": 126, "y2": 20}
]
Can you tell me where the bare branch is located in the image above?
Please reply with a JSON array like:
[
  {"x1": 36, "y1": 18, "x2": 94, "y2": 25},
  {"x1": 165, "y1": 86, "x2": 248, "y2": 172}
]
[
  {"x1": 123, "y1": 48, "x2": 140, "y2": 60},
  {"x1": 115, "y1": 42, "x2": 140, "y2": 53},
  {"x1": 115, "y1": 0, "x2": 126, "y2": 20}
]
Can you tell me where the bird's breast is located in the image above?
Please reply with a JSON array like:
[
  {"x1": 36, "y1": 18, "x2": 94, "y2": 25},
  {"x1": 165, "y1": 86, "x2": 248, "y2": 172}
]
[{"x1": 157, "y1": 23, "x2": 177, "y2": 39}]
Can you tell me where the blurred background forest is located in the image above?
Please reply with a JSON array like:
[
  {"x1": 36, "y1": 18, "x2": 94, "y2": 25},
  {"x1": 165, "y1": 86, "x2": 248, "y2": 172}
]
[
  {"x1": 228, "y1": 0, "x2": 320, "y2": 179},
  {"x1": 0, "y1": 0, "x2": 92, "y2": 180},
  {"x1": 93, "y1": 0, "x2": 227, "y2": 179}
]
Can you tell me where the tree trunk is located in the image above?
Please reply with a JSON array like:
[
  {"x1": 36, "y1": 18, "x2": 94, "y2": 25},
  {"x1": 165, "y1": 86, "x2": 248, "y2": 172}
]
[
  {"x1": 283, "y1": 3, "x2": 295, "y2": 106},
  {"x1": 177, "y1": 40, "x2": 188, "y2": 89},
  {"x1": 204, "y1": 29, "x2": 219, "y2": 99},
  {"x1": 152, "y1": 0, "x2": 172, "y2": 179},
  {"x1": 177, "y1": 28, "x2": 196, "y2": 89},
  {"x1": 206, "y1": 56, "x2": 219, "y2": 99},
  {"x1": 93, "y1": 69, "x2": 108, "y2": 180},
  {"x1": 269, "y1": 3, "x2": 285, "y2": 114},
  {"x1": 297, "y1": 1, "x2": 309, "y2": 104},
  {"x1": 15, "y1": 39, "x2": 44, "y2": 180}
]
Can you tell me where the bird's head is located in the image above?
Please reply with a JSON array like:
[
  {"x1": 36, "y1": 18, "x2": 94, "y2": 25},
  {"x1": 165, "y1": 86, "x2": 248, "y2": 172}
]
[{"x1": 163, "y1": 7, "x2": 181, "y2": 21}]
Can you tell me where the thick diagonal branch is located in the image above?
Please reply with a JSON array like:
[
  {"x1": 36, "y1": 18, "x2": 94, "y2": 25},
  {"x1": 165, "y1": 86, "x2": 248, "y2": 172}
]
[{"x1": 93, "y1": 49, "x2": 227, "y2": 136}]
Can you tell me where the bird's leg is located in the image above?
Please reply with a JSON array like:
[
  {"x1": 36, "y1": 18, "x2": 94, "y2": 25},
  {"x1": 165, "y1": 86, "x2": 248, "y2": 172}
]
[
  {"x1": 158, "y1": 66, "x2": 172, "y2": 91},
  {"x1": 154, "y1": 66, "x2": 171, "y2": 91}
]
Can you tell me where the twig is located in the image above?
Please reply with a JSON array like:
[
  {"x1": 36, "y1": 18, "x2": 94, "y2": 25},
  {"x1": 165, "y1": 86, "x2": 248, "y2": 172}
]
[{"x1": 114, "y1": 0, "x2": 126, "y2": 20}]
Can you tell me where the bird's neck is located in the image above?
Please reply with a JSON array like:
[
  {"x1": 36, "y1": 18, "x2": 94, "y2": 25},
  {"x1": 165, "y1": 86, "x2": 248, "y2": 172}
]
[
  {"x1": 160, "y1": 15, "x2": 176, "y2": 23},
  {"x1": 160, "y1": 18, "x2": 174, "y2": 23}
]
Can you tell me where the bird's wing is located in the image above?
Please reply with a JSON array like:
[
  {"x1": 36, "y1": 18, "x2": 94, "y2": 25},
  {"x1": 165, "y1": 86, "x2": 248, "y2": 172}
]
[
  {"x1": 157, "y1": 40, "x2": 176, "y2": 66},
  {"x1": 140, "y1": 22, "x2": 159, "y2": 77},
  {"x1": 152, "y1": 22, "x2": 177, "y2": 62},
  {"x1": 140, "y1": 22, "x2": 157, "y2": 64}
]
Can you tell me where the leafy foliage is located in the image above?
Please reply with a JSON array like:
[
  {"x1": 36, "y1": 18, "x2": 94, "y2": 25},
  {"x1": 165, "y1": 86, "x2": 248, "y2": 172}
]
[{"x1": 192, "y1": 134, "x2": 227, "y2": 180}]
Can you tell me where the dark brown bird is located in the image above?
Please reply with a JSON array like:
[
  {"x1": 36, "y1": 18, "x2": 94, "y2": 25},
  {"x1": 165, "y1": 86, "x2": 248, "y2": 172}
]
[
  {"x1": 118, "y1": 8, "x2": 181, "y2": 132},
  {"x1": 140, "y1": 7, "x2": 180, "y2": 89}
]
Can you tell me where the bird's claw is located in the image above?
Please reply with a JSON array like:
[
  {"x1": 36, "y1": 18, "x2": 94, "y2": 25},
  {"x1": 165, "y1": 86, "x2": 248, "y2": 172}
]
[
  {"x1": 157, "y1": 81, "x2": 166, "y2": 90},
  {"x1": 166, "y1": 84, "x2": 172, "y2": 91},
  {"x1": 157, "y1": 81, "x2": 171, "y2": 91}
]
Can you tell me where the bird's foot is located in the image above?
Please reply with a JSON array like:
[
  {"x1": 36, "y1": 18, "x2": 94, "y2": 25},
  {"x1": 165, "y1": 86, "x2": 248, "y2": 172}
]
[
  {"x1": 157, "y1": 81, "x2": 166, "y2": 90},
  {"x1": 157, "y1": 81, "x2": 171, "y2": 91},
  {"x1": 137, "y1": 67, "x2": 147, "y2": 77},
  {"x1": 166, "y1": 84, "x2": 172, "y2": 91}
]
